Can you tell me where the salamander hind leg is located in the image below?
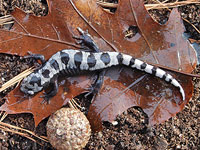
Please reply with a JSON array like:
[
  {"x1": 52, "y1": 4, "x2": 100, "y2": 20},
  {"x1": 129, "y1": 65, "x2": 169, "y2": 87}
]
[
  {"x1": 85, "y1": 70, "x2": 106, "y2": 99},
  {"x1": 73, "y1": 27, "x2": 100, "y2": 52}
]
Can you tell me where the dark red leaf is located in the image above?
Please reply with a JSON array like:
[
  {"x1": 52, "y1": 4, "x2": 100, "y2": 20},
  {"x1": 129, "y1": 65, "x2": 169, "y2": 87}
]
[
  {"x1": 0, "y1": 0, "x2": 197, "y2": 128},
  {"x1": 1, "y1": 75, "x2": 92, "y2": 126}
]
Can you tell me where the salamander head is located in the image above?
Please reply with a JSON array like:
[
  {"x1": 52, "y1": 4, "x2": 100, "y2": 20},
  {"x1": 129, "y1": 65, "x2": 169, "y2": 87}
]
[{"x1": 20, "y1": 73, "x2": 43, "y2": 95}]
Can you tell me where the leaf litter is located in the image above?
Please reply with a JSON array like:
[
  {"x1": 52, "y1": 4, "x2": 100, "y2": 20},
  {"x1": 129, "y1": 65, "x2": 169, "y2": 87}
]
[
  {"x1": 0, "y1": 0, "x2": 198, "y2": 135},
  {"x1": 0, "y1": 0, "x2": 199, "y2": 149},
  {"x1": 0, "y1": 1, "x2": 198, "y2": 149}
]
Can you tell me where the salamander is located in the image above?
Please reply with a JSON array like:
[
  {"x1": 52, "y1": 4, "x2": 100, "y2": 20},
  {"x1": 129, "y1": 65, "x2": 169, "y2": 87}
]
[{"x1": 20, "y1": 28, "x2": 185, "y2": 102}]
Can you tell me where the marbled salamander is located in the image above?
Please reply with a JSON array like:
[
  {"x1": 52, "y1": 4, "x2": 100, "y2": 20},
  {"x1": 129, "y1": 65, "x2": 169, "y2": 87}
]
[{"x1": 20, "y1": 28, "x2": 185, "y2": 102}]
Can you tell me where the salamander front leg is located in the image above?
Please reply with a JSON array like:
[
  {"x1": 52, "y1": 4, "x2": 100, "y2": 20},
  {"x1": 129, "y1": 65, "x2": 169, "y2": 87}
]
[
  {"x1": 41, "y1": 79, "x2": 58, "y2": 104},
  {"x1": 24, "y1": 51, "x2": 46, "y2": 64}
]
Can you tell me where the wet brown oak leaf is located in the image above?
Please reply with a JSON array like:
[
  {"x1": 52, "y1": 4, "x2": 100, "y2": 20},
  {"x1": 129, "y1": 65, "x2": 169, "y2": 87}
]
[{"x1": 0, "y1": 0, "x2": 197, "y2": 128}]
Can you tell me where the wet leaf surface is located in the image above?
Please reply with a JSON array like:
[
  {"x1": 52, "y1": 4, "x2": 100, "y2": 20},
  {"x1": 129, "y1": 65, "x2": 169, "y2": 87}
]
[
  {"x1": 1, "y1": 75, "x2": 92, "y2": 126},
  {"x1": 0, "y1": 0, "x2": 197, "y2": 128},
  {"x1": 88, "y1": 67, "x2": 193, "y2": 131}
]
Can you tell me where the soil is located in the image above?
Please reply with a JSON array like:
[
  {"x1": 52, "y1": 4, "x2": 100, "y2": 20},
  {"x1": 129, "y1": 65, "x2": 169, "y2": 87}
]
[{"x1": 0, "y1": 0, "x2": 199, "y2": 150}]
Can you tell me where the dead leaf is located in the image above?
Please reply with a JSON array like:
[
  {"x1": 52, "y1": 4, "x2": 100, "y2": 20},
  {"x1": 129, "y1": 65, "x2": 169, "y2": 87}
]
[
  {"x1": 1, "y1": 75, "x2": 92, "y2": 126},
  {"x1": 88, "y1": 67, "x2": 193, "y2": 131},
  {"x1": 0, "y1": 0, "x2": 197, "y2": 128}
]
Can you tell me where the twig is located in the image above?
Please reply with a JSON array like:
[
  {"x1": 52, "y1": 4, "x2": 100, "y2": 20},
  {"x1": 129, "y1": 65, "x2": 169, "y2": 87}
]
[
  {"x1": 189, "y1": 38, "x2": 200, "y2": 44},
  {"x1": 0, "y1": 112, "x2": 48, "y2": 145},
  {"x1": 0, "y1": 122, "x2": 48, "y2": 144},
  {"x1": 0, "y1": 112, "x2": 7, "y2": 122},
  {"x1": 96, "y1": 0, "x2": 200, "y2": 10},
  {"x1": 69, "y1": 98, "x2": 82, "y2": 110},
  {"x1": 0, "y1": 15, "x2": 14, "y2": 26},
  {"x1": 0, "y1": 68, "x2": 34, "y2": 93},
  {"x1": 145, "y1": 0, "x2": 200, "y2": 10},
  {"x1": 182, "y1": 17, "x2": 200, "y2": 34},
  {"x1": 96, "y1": 1, "x2": 118, "y2": 8},
  {"x1": 0, "y1": 0, "x2": 2, "y2": 13}
]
